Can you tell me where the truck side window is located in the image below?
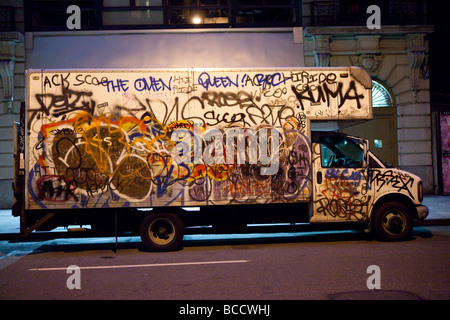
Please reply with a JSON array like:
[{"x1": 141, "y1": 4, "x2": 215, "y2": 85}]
[
  {"x1": 319, "y1": 136, "x2": 363, "y2": 168},
  {"x1": 369, "y1": 153, "x2": 383, "y2": 168}
]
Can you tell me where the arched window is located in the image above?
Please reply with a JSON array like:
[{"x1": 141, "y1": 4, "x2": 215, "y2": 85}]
[{"x1": 372, "y1": 80, "x2": 394, "y2": 108}]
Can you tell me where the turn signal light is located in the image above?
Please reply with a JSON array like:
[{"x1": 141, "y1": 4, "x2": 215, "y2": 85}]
[{"x1": 418, "y1": 181, "x2": 423, "y2": 202}]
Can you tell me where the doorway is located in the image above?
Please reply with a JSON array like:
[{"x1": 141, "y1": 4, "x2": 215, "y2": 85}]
[{"x1": 340, "y1": 79, "x2": 398, "y2": 167}]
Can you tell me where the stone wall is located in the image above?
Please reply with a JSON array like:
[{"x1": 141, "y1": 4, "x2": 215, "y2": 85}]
[{"x1": 0, "y1": 1, "x2": 25, "y2": 208}]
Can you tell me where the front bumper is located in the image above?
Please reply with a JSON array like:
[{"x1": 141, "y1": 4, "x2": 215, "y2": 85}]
[{"x1": 416, "y1": 205, "x2": 429, "y2": 220}]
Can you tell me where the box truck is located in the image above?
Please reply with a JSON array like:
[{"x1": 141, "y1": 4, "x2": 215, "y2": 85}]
[{"x1": 12, "y1": 67, "x2": 428, "y2": 251}]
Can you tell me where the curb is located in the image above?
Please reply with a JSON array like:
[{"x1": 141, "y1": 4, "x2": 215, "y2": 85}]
[{"x1": 414, "y1": 219, "x2": 450, "y2": 226}]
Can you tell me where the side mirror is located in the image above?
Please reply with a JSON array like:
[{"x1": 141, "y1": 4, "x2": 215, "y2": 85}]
[{"x1": 363, "y1": 139, "x2": 369, "y2": 168}]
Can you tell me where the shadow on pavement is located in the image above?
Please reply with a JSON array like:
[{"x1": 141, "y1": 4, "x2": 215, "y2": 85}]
[{"x1": 0, "y1": 224, "x2": 436, "y2": 255}]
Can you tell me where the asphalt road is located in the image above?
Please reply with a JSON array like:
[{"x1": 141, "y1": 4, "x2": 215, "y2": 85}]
[{"x1": 0, "y1": 225, "x2": 449, "y2": 303}]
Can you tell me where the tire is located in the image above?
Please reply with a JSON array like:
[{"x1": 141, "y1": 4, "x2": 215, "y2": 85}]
[
  {"x1": 140, "y1": 213, "x2": 184, "y2": 252},
  {"x1": 372, "y1": 201, "x2": 413, "y2": 241}
]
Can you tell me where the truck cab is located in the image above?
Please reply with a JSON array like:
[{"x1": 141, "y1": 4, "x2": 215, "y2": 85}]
[{"x1": 311, "y1": 130, "x2": 428, "y2": 240}]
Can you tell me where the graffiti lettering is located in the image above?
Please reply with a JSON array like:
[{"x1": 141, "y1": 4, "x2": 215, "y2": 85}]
[
  {"x1": 314, "y1": 196, "x2": 371, "y2": 221},
  {"x1": 198, "y1": 72, "x2": 239, "y2": 91},
  {"x1": 28, "y1": 111, "x2": 310, "y2": 208},
  {"x1": 290, "y1": 71, "x2": 337, "y2": 85},
  {"x1": 74, "y1": 74, "x2": 109, "y2": 87},
  {"x1": 43, "y1": 73, "x2": 71, "y2": 89},
  {"x1": 243, "y1": 72, "x2": 291, "y2": 90},
  {"x1": 103, "y1": 79, "x2": 129, "y2": 92},
  {"x1": 366, "y1": 169, "x2": 415, "y2": 199},
  {"x1": 134, "y1": 76, "x2": 172, "y2": 92},
  {"x1": 28, "y1": 88, "x2": 95, "y2": 130},
  {"x1": 292, "y1": 80, "x2": 365, "y2": 111}
]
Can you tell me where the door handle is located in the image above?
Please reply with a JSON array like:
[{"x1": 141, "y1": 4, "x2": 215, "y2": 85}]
[{"x1": 317, "y1": 171, "x2": 322, "y2": 184}]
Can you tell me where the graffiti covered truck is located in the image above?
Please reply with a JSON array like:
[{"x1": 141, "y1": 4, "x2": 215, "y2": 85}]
[{"x1": 12, "y1": 67, "x2": 428, "y2": 251}]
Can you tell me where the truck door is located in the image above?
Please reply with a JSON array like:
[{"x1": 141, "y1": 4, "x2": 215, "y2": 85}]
[{"x1": 311, "y1": 134, "x2": 373, "y2": 222}]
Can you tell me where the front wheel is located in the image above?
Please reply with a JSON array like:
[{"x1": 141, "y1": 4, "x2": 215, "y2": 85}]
[
  {"x1": 140, "y1": 213, "x2": 184, "y2": 251},
  {"x1": 372, "y1": 201, "x2": 413, "y2": 241}
]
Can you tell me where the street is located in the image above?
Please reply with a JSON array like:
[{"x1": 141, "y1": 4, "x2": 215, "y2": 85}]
[{"x1": 0, "y1": 225, "x2": 449, "y2": 301}]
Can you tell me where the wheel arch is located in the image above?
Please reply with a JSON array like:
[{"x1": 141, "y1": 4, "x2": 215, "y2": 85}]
[{"x1": 370, "y1": 193, "x2": 418, "y2": 222}]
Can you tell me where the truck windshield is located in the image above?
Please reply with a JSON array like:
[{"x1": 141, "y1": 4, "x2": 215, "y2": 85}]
[{"x1": 320, "y1": 136, "x2": 364, "y2": 168}]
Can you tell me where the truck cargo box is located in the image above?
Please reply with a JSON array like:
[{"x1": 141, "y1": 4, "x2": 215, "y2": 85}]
[{"x1": 22, "y1": 67, "x2": 372, "y2": 211}]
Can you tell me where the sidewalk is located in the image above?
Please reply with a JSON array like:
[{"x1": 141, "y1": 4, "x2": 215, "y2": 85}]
[
  {"x1": 418, "y1": 195, "x2": 450, "y2": 225},
  {"x1": 0, "y1": 196, "x2": 449, "y2": 234},
  {"x1": 421, "y1": 196, "x2": 450, "y2": 219}
]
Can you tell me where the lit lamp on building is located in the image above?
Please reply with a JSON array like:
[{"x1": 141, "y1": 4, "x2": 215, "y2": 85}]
[{"x1": 192, "y1": 16, "x2": 202, "y2": 24}]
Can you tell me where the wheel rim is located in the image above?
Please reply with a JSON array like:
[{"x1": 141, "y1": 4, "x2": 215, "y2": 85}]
[
  {"x1": 382, "y1": 210, "x2": 407, "y2": 235},
  {"x1": 148, "y1": 218, "x2": 176, "y2": 245}
]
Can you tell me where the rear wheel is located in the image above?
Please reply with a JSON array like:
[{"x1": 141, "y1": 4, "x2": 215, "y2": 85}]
[
  {"x1": 140, "y1": 213, "x2": 184, "y2": 251},
  {"x1": 372, "y1": 201, "x2": 413, "y2": 241}
]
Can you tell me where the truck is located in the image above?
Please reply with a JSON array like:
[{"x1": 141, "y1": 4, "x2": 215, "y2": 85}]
[{"x1": 12, "y1": 67, "x2": 429, "y2": 251}]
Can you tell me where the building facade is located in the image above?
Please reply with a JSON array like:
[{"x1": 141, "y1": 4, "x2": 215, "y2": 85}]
[
  {"x1": 303, "y1": 24, "x2": 433, "y2": 193},
  {"x1": 0, "y1": 0, "x2": 443, "y2": 208}
]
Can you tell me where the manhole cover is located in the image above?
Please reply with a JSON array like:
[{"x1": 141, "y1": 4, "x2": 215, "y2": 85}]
[{"x1": 329, "y1": 290, "x2": 423, "y2": 300}]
